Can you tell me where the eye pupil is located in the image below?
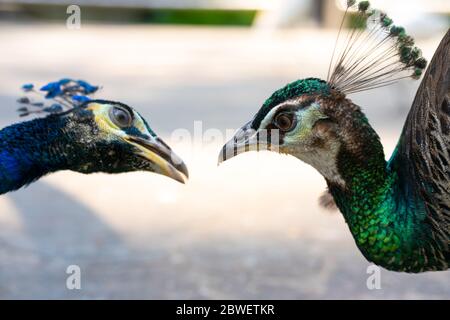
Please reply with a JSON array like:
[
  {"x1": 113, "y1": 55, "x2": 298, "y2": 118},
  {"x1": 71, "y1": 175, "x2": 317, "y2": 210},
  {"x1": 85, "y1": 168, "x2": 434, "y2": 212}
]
[
  {"x1": 110, "y1": 106, "x2": 132, "y2": 127},
  {"x1": 275, "y1": 113, "x2": 294, "y2": 131}
]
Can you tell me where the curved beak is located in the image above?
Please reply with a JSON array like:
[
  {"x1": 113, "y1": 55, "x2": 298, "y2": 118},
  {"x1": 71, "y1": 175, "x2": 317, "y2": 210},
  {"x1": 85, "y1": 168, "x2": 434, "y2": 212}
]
[
  {"x1": 218, "y1": 121, "x2": 279, "y2": 165},
  {"x1": 125, "y1": 135, "x2": 189, "y2": 184}
]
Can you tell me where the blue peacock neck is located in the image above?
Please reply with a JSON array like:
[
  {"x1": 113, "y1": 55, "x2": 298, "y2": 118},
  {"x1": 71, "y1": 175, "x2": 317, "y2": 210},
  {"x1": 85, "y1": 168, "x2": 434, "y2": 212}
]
[{"x1": 0, "y1": 115, "x2": 73, "y2": 194}]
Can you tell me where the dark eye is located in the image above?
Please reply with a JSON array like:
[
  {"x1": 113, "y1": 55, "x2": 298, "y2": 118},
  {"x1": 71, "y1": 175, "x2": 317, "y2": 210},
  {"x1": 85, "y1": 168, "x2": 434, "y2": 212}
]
[
  {"x1": 109, "y1": 106, "x2": 132, "y2": 128},
  {"x1": 274, "y1": 113, "x2": 296, "y2": 131}
]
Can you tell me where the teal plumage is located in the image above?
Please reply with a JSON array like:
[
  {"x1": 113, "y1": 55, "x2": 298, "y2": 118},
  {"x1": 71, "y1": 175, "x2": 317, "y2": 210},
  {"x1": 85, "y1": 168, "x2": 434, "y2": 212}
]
[
  {"x1": 252, "y1": 78, "x2": 331, "y2": 129},
  {"x1": 324, "y1": 95, "x2": 449, "y2": 271}
]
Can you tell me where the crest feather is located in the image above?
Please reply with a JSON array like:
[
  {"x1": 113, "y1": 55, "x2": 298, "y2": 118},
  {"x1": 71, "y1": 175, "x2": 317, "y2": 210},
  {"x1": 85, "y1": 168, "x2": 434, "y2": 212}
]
[
  {"x1": 327, "y1": 1, "x2": 428, "y2": 94},
  {"x1": 17, "y1": 79, "x2": 100, "y2": 117}
]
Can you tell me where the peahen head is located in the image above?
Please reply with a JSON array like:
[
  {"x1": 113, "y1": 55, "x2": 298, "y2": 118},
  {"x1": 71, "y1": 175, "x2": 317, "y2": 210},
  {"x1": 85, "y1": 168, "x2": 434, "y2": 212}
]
[
  {"x1": 218, "y1": 1, "x2": 428, "y2": 188},
  {"x1": 219, "y1": 78, "x2": 362, "y2": 186},
  {"x1": 0, "y1": 79, "x2": 188, "y2": 195}
]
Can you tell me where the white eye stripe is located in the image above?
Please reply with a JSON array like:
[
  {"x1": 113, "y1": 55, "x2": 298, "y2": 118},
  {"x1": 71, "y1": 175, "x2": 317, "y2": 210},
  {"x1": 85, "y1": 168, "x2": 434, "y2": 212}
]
[
  {"x1": 259, "y1": 98, "x2": 303, "y2": 129},
  {"x1": 259, "y1": 104, "x2": 284, "y2": 129}
]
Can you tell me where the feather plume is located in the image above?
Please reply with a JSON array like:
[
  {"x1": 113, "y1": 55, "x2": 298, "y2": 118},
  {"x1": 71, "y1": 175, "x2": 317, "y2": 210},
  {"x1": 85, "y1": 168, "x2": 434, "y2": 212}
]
[
  {"x1": 327, "y1": 1, "x2": 428, "y2": 94},
  {"x1": 17, "y1": 79, "x2": 100, "y2": 117}
]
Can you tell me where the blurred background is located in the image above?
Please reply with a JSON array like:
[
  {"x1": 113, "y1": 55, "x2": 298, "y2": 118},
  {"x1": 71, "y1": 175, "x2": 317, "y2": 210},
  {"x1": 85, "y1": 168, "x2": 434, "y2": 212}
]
[{"x1": 0, "y1": 0, "x2": 448, "y2": 299}]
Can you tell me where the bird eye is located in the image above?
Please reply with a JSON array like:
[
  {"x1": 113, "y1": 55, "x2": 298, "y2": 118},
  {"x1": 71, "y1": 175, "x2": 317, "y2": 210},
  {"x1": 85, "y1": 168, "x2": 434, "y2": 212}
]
[
  {"x1": 274, "y1": 113, "x2": 296, "y2": 131},
  {"x1": 109, "y1": 106, "x2": 132, "y2": 128}
]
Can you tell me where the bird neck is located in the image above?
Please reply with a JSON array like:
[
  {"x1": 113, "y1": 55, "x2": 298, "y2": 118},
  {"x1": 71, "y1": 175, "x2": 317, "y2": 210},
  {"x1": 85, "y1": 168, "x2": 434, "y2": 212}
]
[
  {"x1": 0, "y1": 115, "x2": 74, "y2": 194},
  {"x1": 327, "y1": 117, "x2": 431, "y2": 272},
  {"x1": 329, "y1": 121, "x2": 389, "y2": 229}
]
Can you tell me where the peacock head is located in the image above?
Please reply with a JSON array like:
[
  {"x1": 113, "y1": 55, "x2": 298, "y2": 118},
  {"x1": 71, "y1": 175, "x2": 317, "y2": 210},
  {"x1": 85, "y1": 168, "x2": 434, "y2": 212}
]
[
  {"x1": 67, "y1": 100, "x2": 189, "y2": 183},
  {"x1": 18, "y1": 80, "x2": 188, "y2": 183}
]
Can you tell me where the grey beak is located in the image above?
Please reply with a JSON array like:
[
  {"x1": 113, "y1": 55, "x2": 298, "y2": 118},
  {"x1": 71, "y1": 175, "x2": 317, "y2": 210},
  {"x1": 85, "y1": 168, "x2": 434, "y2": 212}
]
[{"x1": 218, "y1": 121, "x2": 279, "y2": 165}]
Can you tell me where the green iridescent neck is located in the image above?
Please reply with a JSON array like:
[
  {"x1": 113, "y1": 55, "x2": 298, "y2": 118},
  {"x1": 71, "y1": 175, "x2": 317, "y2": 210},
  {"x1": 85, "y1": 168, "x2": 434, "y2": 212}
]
[{"x1": 327, "y1": 117, "x2": 439, "y2": 272}]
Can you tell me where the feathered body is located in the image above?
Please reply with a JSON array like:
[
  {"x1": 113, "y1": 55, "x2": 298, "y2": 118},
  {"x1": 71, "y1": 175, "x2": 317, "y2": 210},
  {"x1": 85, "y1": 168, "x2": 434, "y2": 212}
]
[
  {"x1": 0, "y1": 114, "x2": 74, "y2": 194},
  {"x1": 321, "y1": 92, "x2": 449, "y2": 272},
  {"x1": 220, "y1": 1, "x2": 449, "y2": 272},
  {"x1": 252, "y1": 82, "x2": 449, "y2": 272},
  {"x1": 327, "y1": 27, "x2": 450, "y2": 271}
]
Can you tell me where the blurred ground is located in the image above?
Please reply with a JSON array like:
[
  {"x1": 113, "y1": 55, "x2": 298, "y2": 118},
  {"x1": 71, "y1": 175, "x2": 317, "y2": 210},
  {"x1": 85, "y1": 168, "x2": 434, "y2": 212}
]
[{"x1": 0, "y1": 23, "x2": 448, "y2": 299}]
